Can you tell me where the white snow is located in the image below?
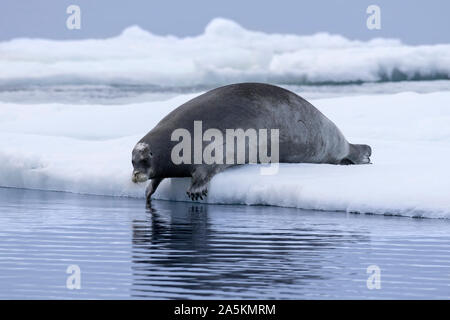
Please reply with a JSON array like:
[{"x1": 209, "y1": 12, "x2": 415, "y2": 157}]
[
  {"x1": 1, "y1": 18, "x2": 450, "y2": 86},
  {"x1": 1, "y1": 91, "x2": 450, "y2": 218}
]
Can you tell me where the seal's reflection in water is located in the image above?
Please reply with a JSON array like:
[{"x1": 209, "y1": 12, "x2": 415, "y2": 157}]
[{"x1": 131, "y1": 201, "x2": 368, "y2": 299}]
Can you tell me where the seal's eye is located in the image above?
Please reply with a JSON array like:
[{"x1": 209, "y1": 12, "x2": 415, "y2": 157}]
[{"x1": 149, "y1": 152, "x2": 153, "y2": 157}]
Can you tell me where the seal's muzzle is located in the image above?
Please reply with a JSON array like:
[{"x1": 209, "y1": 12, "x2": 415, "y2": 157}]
[{"x1": 132, "y1": 170, "x2": 149, "y2": 183}]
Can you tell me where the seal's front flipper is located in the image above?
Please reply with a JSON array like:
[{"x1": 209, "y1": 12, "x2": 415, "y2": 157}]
[
  {"x1": 186, "y1": 167, "x2": 216, "y2": 201},
  {"x1": 146, "y1": 178, "x2": 163, "y2": 205}
]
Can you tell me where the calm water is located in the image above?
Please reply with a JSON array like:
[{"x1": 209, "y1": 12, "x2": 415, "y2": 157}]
[
  {"x1": 1, "y1": 80, "x2": 449, "y2": 104},
  {"x1": 0, "y1": 187, "x2": 450, "y2": 299}
]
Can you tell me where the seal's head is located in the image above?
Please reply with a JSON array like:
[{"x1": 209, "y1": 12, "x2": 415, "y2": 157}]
[{"x1": 131, "y1": 142, "x2": 154, "y2": 183}]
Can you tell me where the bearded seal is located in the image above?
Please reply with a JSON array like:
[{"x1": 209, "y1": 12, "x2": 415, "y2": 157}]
[{"x1": 132, "y1": 83, "x2": 372, "y2": 204}]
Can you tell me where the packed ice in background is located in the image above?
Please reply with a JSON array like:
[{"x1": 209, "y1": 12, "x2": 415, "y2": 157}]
[{"x1": 1, "y1": 18, "x2": 450, "y2": 87}]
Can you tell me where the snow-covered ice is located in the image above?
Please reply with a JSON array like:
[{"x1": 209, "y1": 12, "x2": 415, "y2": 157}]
[
  {"x1": 1, "y1": 91, "x2": 449, "y2": 218},
  {"x1": 1, "y1": 18, "x2": 450, "y2": 86}
]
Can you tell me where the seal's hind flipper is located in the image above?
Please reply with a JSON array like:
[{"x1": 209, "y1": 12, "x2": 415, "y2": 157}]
[{"x1": 346, "y1": 144, "x2": 372, "y2": 165}]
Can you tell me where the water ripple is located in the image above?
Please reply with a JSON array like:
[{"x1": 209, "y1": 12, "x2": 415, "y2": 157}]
[{"x1": 1, "y1": 187, "x2": 450, "y2": 299}]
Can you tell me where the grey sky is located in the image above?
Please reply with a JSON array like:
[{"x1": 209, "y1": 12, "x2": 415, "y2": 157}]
[{"x1": 0, "y1": 0, "x2": 449, "y2": 44}]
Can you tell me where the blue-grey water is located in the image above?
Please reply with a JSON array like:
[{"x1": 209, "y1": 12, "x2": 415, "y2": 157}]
[
  {"x1": 1, "y1": 80, "x2": 449, "y2": 104},
  {"x1": 1, "y1": 187, "x2": 450, "y2": 299}
]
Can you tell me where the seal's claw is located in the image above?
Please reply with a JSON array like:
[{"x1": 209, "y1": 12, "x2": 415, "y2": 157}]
[
  {"x1": 186, "y1": 189, "x2": 207, "y2": 202},
  {"x1": 186, "y1": 191, "x2": 195, "y2": 201}
]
